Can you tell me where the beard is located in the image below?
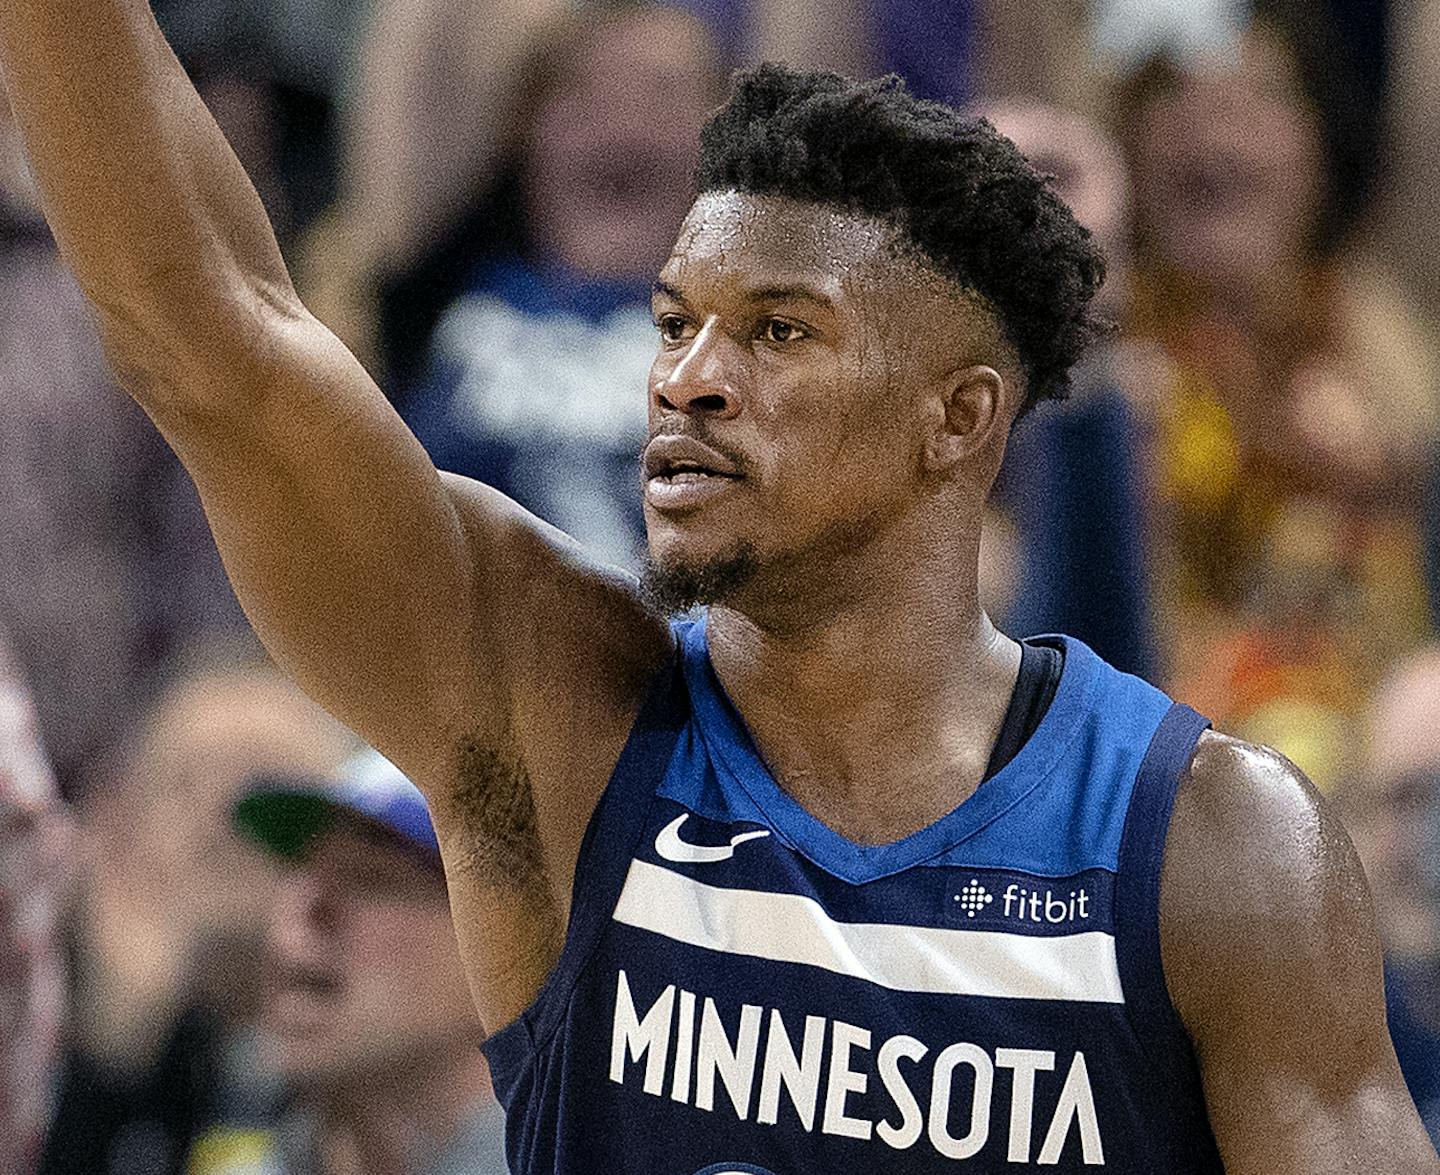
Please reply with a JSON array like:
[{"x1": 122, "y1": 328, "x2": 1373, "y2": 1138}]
[{"x1": 640, "y1": 543, "x2": 760, "y2": 614}]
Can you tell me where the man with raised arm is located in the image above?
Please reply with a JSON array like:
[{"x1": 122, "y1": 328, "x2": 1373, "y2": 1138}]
[{"x1": 2, "y1": 6, "x2": 1434, "y2": 1172}]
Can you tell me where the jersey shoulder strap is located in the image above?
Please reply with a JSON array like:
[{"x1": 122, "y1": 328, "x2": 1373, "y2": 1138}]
[{"x1": 1114, "y1": 702, "x2": 1213, "y2": 1094}]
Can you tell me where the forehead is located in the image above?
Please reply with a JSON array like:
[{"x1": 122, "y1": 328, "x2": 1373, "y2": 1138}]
[
  {"x1": 662, "y1": 191, "x2": 945, "y2": 300},
  {"x1": 561, "y1": 9, "x2": 714, "y2": 98}
]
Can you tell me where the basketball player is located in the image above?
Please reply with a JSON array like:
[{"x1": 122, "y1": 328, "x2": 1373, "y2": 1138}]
[{"x1": 1, "y1": 3, "x2": 1434, "y2": 1171}]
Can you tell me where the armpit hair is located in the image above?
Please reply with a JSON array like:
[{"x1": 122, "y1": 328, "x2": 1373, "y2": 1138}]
[{"x1": 442, "y1": 735, "x2": 550, "y2": 891}]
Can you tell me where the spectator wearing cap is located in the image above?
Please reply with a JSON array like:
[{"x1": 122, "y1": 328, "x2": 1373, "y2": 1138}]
[
  {"x1": 41, "y1": 657, "x2": 352, "y2": 1175},
  {"x1": 190, "y1": 750, "x2": 507, "y2": 1174}
]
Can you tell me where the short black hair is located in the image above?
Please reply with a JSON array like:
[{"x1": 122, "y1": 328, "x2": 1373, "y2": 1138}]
[{"x1": 696, "y1": 64, "x2": 1108, "y2": 416}]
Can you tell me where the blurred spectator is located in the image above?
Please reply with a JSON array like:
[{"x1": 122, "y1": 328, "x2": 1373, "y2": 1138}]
[
  {"x1": 1112, "y1": 3, "x2": 1438, "y2": 788},
  {"x1": 190, "y1": 750, "x2": 506, "y2": 1173},
  {"x1": 310, "y1": 0, "x2": 723, "y2": 392},
  {"x1": 0, "y1": 628, "x2": 71, "y2": 1175},
  {"x1": 0, "y1": 90, "x2": 247, "y2": 798},
  {"x1": 388, "y1": 1, "x2": 724, "y2": 567},
  {"x1": 153, "y1": 0, "x2": 373, "y2": 243},
  {"x1": 981, "y1": 99, "x2": 1157, "y2": 678},
  {"x1": 1340, "y1": 648, "x2": 1440, "y2": 1146},
  {"x1": 298, "y1": 0, "x2": 567, "y2": 375},
  {"x1": 41, "y1": 657, "x2": 352, "y2": 1175}
]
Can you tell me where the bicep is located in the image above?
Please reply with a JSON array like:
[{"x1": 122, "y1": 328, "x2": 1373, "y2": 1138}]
[
  {"x1": 141, "y1": 307, "x2": 674, "y2": 1025},
  {"x1": 1161, "y1": 735, "x2": 1439, "y2": 1174},
  {"x1": 145, "y1": 308, "x2": 504, "y2": 769}
]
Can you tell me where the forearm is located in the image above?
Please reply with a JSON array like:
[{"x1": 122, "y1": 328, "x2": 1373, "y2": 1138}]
[{"x1": 0, "y1": 1, "x2": 295, "y2": 390}]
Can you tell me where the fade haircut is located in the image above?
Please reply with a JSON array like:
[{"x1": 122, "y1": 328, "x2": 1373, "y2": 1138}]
[{"x1": 695, "y1": 64, "x2": 1108, "y2": 416}]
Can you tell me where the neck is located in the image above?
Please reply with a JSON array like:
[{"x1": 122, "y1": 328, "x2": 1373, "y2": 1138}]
[
  {"x1": 706, "y1": 526, "x2": 1020, "y2": 844},
  {"x1": 311, "y1": 1049, "x2": 492, "y2": 1175}
]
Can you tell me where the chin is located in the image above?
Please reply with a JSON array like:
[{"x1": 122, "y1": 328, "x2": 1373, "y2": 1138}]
[
  {"x1": 259, "y1": 1034, "x2": 331, "y2": 1083},
  {"x1": 264, "y1": 1037, "x2": 383, "y2": 1090},
  {"x1": 640, "y1": 540, "x2": 760, "y2": 615}
]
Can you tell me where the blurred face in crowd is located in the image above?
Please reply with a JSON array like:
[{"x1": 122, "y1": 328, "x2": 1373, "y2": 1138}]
[
  {"x1": 983, "y1": 100, "x2": 1131, "y2": 315},
  {"x1": 524, "y1": 6, "x2": 721, "y2": 282},
  {"x1": 260, "y1": 819, "x2": 480, "y2": 1087},
  {"x1": 1128, "y1": 26, "x2": 1324, "y2": 295},
  {"x1": 1342, "y1": 652, "x2": 1440, "y2": 962},
  {"x1": 88, "y1": 671, "x2": 352, "y2": 999},
  {"x1": 644, "y1": 192, "x2": 1004, "y2": 612}
]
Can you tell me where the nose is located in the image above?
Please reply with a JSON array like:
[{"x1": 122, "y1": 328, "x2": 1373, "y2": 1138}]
[
  {"x1": 269, "y1": 867, "x2": 336, "y2": 958},
  {"x1": 653, "y1": 317, "x2": 742, "y2": 418}
]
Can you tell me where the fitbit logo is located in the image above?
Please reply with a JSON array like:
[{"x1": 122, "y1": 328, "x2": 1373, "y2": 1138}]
[
  {"x1": 1002, "y1": 884, "x2": 1091, "y2": 925},
  {"x1": 952, "y1": 879, "x2": 994, "y2": 918}
]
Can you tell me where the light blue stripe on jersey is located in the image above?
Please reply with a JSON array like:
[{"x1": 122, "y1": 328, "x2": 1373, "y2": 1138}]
[{"x1": 663, "y1": 617, "x2": 1174, "y2": 883}]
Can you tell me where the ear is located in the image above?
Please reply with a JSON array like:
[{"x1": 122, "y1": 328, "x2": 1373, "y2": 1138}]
[{"x1": 922, "y1": 365, "x2": 1007, "y2": 478}]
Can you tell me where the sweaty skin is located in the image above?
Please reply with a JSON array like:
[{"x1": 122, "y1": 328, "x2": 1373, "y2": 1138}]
[{"x1": 0, "y1": 5, "x2": 1434, "y2": 1170}]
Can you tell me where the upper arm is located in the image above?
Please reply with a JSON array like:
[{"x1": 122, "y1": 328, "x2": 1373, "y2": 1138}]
[
  {"x1": 140, "y1": 307, "x2": 498, "y2": 767},
  {"x1": 1161, "y1": 733, "x2": 1439, "y2": 1174},
  {"x1": 132, "y1": 301, "x2": 672, "y2": 1027}
]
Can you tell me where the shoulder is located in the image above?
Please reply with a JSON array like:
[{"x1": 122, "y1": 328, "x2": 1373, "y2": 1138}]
[
  {"x1": 1160, "y1": 731, "x2": 1365, "y2": 981},
  {"x1": 1158, "y1": 729, "x2": 1378, "y2": 1062},
  {"x1": 1167, "y1": 729, "x2": 1340, "y2": 881},
  {"x1": 1153, "y1": 730, "x2": 1440, "y2": 1169},
  {"x1": 440, "y1": 471, "x2": 671, "y2": 658},
  {"x1": 1165, "y1": 730, "x2": 1358, "y2": 903}
]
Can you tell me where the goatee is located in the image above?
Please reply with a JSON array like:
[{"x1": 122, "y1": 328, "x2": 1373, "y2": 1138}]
[{"x1": 640, "y1": 544, "x2": 760, "y2": 614}]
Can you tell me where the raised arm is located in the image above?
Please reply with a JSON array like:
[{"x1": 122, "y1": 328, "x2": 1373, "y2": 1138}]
[
  {"x1": 0, "y1": 1, "x2": 670, "y2": 1031},
  {"x1": 1163, "y1": 733, "x2": 1440, "y2": 1173}
]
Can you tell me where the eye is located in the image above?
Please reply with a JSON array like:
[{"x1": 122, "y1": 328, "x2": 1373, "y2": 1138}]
[
  {"x1": 761, "y1": 318, "x2": 806, "y2": 344},
  {"x1": 656, "y1": 313, "x2": 693, "y2": 343}
]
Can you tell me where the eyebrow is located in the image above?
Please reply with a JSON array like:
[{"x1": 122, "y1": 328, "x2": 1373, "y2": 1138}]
[{"x1": 651, "y1": 279, "x2": 836, "y2": 311}]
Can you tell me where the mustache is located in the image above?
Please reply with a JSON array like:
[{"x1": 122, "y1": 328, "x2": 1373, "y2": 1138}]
[{"x1": 641, "y1": 423, "x2": 750, "y2": 477}]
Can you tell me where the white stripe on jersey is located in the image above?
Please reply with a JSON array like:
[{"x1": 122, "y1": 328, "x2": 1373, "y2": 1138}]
[{"x1": 613, "y1": 859, "x2": 1125, "y2": 1004}]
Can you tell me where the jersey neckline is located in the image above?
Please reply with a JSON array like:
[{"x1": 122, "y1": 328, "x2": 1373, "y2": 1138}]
[{"x1": 678, "y1": 618, "x2": 1102, "y2": 884}]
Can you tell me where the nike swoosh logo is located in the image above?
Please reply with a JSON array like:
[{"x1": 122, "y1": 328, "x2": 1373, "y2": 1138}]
[{"x1": 654, "y1": 814, "x2": 771, "y2": 864}]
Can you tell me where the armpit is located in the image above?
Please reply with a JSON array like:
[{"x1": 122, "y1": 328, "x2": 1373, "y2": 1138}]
[{"x1": 441, "y1": 734, "x2": 552, "y2": 892}]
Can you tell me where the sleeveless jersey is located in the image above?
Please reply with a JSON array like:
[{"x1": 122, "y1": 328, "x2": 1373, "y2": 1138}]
[{"x1": 482, "y1": 619, "x2": 1225, "y2": 1173}]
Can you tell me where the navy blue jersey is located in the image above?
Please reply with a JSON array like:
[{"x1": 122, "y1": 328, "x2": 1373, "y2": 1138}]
[{"x1": 483, "y1": 619, "x2": 1224, "y2": 1173}]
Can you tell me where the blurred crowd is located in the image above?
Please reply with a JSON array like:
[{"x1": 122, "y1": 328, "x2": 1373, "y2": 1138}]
[{"x1": 3, "y1": 0, "x2": 1440, "y2": 1170}]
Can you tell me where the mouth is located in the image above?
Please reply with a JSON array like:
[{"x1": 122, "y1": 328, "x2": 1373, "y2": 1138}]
[
  {"x1": 645, "y1": 467, "x2": 742, "y2": 512},
  {"x1": 265, "y1": 964, "x2": 346, "y2": 1038},
  {"x1": 643, "y1": 437, "x2": 744, "y2": 512},
  {"x1": 271, "y1": 963, "x2": 343, "y2": 1006}
]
